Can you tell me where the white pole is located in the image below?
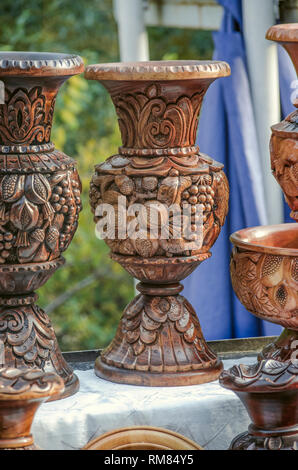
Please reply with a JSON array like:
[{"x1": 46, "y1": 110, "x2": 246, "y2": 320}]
[
  {"x1": 113, "y1": 0, "x2": 149, "y2": 62},
  {"x1": 243, "y1": 0, "x2": 283, "y2": 225}
]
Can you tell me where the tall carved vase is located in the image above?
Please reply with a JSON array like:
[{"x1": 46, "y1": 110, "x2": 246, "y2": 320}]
[
  {"x1": 86, "y1": 61, "x2": 230, "y2": 386},
  {"x1": 267, "y1": 24, "x2": 298, "y2": 221},
  {"x1": 0, "y1": 52, "x2": 84, "y2": 400},
  {"x1": 220, "y1": 24, "x2": 298, "y2": 450}
]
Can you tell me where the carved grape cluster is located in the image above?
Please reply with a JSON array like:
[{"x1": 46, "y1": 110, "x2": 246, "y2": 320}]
[
  {"x1": 0, "y1": 231, "x2": 15, "y2": 264},
  {"x1": 182, "y1": 174, "x2": 215, "y2": 223},
  {"x1": 89, "y1": 181, "x2": 102, "y2": 221}
]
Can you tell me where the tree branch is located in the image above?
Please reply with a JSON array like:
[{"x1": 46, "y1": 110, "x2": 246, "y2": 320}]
[{"x1": 44, "y1": 268, "x2": 128, "y2": 314}]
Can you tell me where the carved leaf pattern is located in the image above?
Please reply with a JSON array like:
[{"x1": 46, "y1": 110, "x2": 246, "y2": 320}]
[
  {"x1": 220, "y1": 357, "x2": 298, "y2": 393},
  {"x1": 114, "y1": 84, "x2": 204, "y2": 149},
  {"x1": 0, "y1": 306, "x2": 53, "y2": 365},
  {"x1": 0, "y1": 87, "x2": 54, "y2": 145},
  {"x1": 0, "y1": 304, "x2": 73, "y2": 379}
]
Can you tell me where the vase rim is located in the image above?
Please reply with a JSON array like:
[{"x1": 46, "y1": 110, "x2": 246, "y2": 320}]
[
  {"x1": 266, "y1": 24, "x2": 298, "y2": 43},
  {"x1": 230, "y1": 223, "x2": 298, "y2": 256},
  {"x1": 0, "y1": 51, "x2": 84, "y2": 77},
  {"x1": 85, "y1": 60, "x2": 230, "y2": 81}
]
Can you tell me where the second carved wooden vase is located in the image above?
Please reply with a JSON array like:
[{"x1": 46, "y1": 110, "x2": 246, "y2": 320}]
[
  {"x1": 267, "y1": 24, "x2": 298, "y2": 221},
  {"x1": 86, "y1": 61, "x2": 230, "y2": 386},
  {"x1": 0, "y1": 52, "x2": 84, "y2": 400}
]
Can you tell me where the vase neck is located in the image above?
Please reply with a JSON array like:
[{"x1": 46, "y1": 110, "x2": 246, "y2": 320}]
[
  {"x1": 0, "y1": 76, "x2": 66, "y2": 153},
  {"x1": 104, "y1": 79, "x2": 212, "y2": 155}
]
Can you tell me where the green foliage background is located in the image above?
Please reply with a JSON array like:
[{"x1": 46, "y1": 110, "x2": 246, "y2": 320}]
[{"x1": 0, "y1": 0, "x2": 213, "y2": 351}]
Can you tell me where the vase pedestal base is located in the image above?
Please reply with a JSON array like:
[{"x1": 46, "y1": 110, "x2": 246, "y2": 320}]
[
  {"x1": 96, "y1": 279, "x2": 223, "y2": 387},
  {"x1": 259, "y1": 328, "x2": 298, "y2": 362},
  {"x1": 230, "y1": 429, "x2": 298, "y2": 450},
  {"x1": 0, "y1": 260, "x2": 80, "y2": 402},
  {"x1": 95, "y1": 357, "x2": 223, "y2": 387},
  {"x1": 220, "y1": 328, "x2": 298, "y2": 450},
  {"x1": 47, "y1": 373, "x2": 79, "y2": 402},
  {"x1": 0, "y1": 300, "x2": 80, "y2": 402}
]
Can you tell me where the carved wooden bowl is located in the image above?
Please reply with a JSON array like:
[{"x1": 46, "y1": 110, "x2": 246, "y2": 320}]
[{"x1": 230, "y1": 223, "x2": 298, "y2": 330}]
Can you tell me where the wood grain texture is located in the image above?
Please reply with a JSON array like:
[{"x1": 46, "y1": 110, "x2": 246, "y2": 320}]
[{"x1": 0, "y1": 367, "x2": 63, "y2": 449}]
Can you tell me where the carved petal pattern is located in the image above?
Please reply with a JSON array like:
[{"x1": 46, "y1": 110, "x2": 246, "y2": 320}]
[
  {"x1": 0, "y1": 305, "x2": 73, "y2": 380},
  {"x1": 101, "y1": 294, "x2": 218, "y2": 373}
]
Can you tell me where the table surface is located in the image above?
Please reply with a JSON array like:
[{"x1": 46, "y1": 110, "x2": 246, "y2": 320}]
[{"x1": 32, "y1": 356, "x2": 255, "y2": 450}]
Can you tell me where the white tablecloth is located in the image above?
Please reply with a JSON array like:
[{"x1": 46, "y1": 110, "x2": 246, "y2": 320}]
[{"x1": 32, "y1": 357, "x2": 254, "y2": 450}]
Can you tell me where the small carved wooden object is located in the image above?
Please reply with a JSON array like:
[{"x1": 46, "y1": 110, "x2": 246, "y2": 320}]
[
  {"x1": 83, "y1": 425, "x2": 203, "y2": 450},
  {"x1": 0, "y1": 53, "x2": 84, "y2": 400},
  {"x1": 220, "y1": 223, "x2": 298, "y2": 450},
  {"x1": 0, "y1": 367, "x2": 64, "y2": 449},
  {"x1": 85, "y1": 61, "x2": 230, "y2": 386}
]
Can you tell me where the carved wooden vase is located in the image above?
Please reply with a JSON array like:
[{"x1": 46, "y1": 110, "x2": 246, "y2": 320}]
[
  {"x1": 267, "y1": 24, "x2": 298, "y2": 221},
  {"x1": 85, "y1": 61, "x2": 230, "y2": 386},
  {"x1": 0, "y1": 53, "x2": 84, "y2": 400},
  {"x1": 0, "y1": 367, "x2": 64, "y2": 449}
]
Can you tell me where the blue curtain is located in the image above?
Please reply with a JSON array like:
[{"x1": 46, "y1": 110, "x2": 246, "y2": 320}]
[
  {"x1": 278, "y1": 44, "x2": 297, "y2": 222},
  {"x1": 183, "y1": 0, "x2": 294, "y2": 339}
]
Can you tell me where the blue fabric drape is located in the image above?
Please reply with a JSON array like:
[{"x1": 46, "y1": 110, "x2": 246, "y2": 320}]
[
  {"x1": 183, "y1": 0, "x2": 292, "y2": 339},
  {"x1": 278, "y1": 45, "x2": 296, "y2": 222}
]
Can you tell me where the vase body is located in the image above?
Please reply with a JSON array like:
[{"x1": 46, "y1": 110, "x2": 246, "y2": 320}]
[
  {"x1": 0, "y1": 367, "x2": 63, "y2": 449},
  {"x1": 86, "y1": 61, "x2": 230, "y2": 386},
  {"x1": 0, "y1": 52, "x2": 84, "y2": 400},
  {"x1": 267, "y1": 24, "x2": 298, "y2": 221}
]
